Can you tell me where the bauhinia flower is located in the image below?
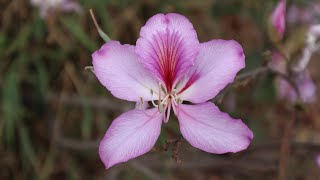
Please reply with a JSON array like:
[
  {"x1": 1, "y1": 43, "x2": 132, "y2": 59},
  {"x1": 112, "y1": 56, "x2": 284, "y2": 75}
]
[
  {"x1": 31, "y1": 0, "x2": 81, "y2": 18},
  {"x1": 92, "y1": 13, "x2": 253, "y2": 169},
  {"x1": 270, "y1": 0, "x2": 286, "y2": 41},
  {"x1": 276, "y1": 70, "x2": 316, "y2": 103},
  {"x1": 288, "y1": 2, "x2": 320, "y2": 25},
  {"x1": 270, "y1": 51, "x2": 317, "y2": 103}
]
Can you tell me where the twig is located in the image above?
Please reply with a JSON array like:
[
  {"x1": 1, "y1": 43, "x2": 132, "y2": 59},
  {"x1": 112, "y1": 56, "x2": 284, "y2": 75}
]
[
  {"x1": 212, "y1": 67, "x2": 269, "y2": 103},
  {"x1": 278, "y1": 108, "x2": 299, "y2": 180}
]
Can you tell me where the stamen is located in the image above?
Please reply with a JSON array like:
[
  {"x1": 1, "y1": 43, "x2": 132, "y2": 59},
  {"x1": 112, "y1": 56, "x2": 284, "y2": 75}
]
[
  {"x1": 84, "y1": 66, "x2": 94, "y2": 73},
  {"x1": 139, "y1": 97, "x2": 144, "y2": 105},
  {"x1": 158, "y1": 82, "x2": 162, "y2": 103},
  {"x1": 160, "y1": 94, "x2": 170, "y2": 105},
  {"x1": 171, "y1": 95, "x2": 178, "y2": 106},
  {"x1": 164, "y1": 102, "x2": 171, "y2": 123},
  {"x1": 150, "y1": 89, "x2": 158, "y2": 108}
]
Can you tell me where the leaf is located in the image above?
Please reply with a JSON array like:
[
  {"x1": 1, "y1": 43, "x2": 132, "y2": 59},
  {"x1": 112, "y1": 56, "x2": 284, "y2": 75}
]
[
  {"x1": 34, "y1": 60, "x2": 49, "y2": 95},
  {"x1": 2, "y1": 62, "x2": 22, "y2": 144},
  {"x1": 19, "y1": 124, "x2": 38, "y2": 172},
  {"x1": 6, "y1": 24, "x2": 32, "y2": 54}
]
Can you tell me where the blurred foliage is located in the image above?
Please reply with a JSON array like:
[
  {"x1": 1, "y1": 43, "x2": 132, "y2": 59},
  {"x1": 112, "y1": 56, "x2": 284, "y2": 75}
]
[{"x1": 0, "y1": 0, "x2": 320, "y2": 179}]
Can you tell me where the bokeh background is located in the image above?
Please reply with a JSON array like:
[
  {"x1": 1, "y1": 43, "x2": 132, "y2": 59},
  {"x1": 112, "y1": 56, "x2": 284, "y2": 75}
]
[{"x1": 1, "y1": 0, "x2": 320, "y2": 179}]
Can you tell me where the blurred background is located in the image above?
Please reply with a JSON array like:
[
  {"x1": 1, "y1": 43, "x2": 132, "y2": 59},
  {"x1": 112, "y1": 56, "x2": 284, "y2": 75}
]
[{"x1": 1, "y1": 0, "x2": 320, "y2": 179}]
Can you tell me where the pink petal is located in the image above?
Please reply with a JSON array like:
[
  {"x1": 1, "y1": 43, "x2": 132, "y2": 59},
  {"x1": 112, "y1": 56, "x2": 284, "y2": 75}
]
[
  {"x1": 271, "y1": 0, "x2": 286, "y2": 37},
  {"x1": 277, "y1": 70, "x2": 316, "y2": 103},
  {"x1": 136, "y1": 13, "x2": 199, "y2": 91},
  {"x1": 309, "y1": 24, "x2": 320, "y2": 38},
  {"x1": 92, "y1": 41, "x2": 159, "y2": 102},
  {"x1": 177, "y1": 40, "x2": 245, "y2": 103},
  {"x1": 316, "y1": 154, "x2": 320, "y2": 168},
  {"x1": 60, "y1": 1, "x2": 82, "y2": 13},
  {"x1": 269, "y1": 51, "x2": 286, "y2": 74},
  {"x1": 175, "y1": 102, "x2": 253, "y2": 154},
  {"x1": 99, "y1": 108, "x2": 163, "y2": 169}
]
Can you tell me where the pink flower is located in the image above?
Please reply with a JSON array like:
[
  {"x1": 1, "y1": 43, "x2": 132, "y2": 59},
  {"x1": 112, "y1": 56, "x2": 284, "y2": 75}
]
[
  {"x1": 92, "y1": 13, "x2": 253, "y2": 169},
  {"x1": 31, "y1": 0, "x2": 81, "y2": 18},
  {"x1": 271, "y1": 0, "x2": 286, "y2": 39},
  {"x1": 276, "y1": 70, "x2": 316, "y2": 103},
  {"x1": 287, "y1": 2, "x2": 320, "y2": 25}
]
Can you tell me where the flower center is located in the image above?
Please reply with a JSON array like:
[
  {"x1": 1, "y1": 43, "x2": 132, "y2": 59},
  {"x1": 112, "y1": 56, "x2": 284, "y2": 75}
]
[{"x1": 149, "y1": 83, "x2": 182, "y2": 122}]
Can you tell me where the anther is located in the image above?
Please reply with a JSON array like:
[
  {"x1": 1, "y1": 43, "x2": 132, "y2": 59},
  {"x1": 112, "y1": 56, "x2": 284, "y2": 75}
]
[{"x1": 150, "y1": 89, "x2": 158, "y2": 108}]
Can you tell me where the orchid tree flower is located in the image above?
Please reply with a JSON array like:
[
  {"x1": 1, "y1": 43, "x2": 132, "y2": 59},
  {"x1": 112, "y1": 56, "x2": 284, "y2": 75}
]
[
  {"x1": 270, "y1": 0, "x2": 286, "y2": 41},
  {"x1": 31, "y1": 0, "x2": 81, "y2": 18},
  {"x1": 288, "y1": 2, "x2": 320, "y2": 25},
  {"x1": 92, "y1": 13, "x2": 253, "y2": 169},
  {"x1": 276, "y1": 69, "x2": 316, "y2": 103},
  {"x1": 270, "y1": 51, "x2": 317, "y2": 103}
]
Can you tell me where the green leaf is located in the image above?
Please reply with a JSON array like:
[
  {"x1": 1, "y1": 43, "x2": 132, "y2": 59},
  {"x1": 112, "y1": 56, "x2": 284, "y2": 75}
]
[
  {"x1": 2, "y1": 62, "x2": 22, "y2": 144},
  {"x1": 34, "y1": 60, "x2": 48, "y2": 95},
  {"x1": 6, "y1": 24, "x2": 32, "y2": 54},
  {"x1": 19, "y1": 125, "x2": 37, "y2": 172}
]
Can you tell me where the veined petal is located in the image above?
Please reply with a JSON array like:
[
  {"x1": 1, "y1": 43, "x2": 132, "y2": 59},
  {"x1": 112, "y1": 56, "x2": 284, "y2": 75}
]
[
  {"x1": 92, "y1": 41, "x2": 159, "y2": 102},
  {"x1": 136, "y1": 13, "x2": 199, "y2": 91},
  {"x1": 99, "y1": 108, "x2": 163, "y2": 169},
  {"x1": 175, "y1": 102, "x2": 253, "y2": 154},
  {"x1": 178, "y1": 40, "x2": 245, "y2": 103}
]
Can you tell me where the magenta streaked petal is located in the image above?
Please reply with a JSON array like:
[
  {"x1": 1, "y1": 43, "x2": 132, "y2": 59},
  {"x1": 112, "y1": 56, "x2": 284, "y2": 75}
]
[
  {"x1": 175, "y1": 102, "x2": 253, "y2": 154},
  {"x1": 271, "y1": 0, "x2": 286, "y2": 37},
  {"x1": 178, "y1": 40, "x2": 245, "y2": 103},
  {"x1": 99, "y1": 108, "x2": 162, "y2": 169},
  {"x1": 136, "y1": 13, "x2": 199, "y2": 91},
  {"x1": 92, "y1": 41, "x2": 159, "y2": 102}
]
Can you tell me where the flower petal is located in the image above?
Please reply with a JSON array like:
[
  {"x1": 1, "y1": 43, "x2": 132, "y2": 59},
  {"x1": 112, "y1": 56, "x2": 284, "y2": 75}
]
[
  {"x1": 178, "y1": 40, "x2": 245, "y2": 103},
  {"x1": 99, "y1": 108, "x2": 163, "y2": 169},
  {"x1": 136, "y1": 13, "x2": 199, "y2": 91},
  {"x1": 271, "y1": 0, "x2": 286, "y2": 38},
  {"x1": 92, "y1": 41, "x2": 159, "y2": 102},
  {"x1": 175, "y1": 102, "x2": 253, "y2": 154},
  {"x1": 276, "y1": 70, "x2": 316, "y2": 103},
  {"x1": 316, "y1": 154, "x2": 320, "y2": 168}
]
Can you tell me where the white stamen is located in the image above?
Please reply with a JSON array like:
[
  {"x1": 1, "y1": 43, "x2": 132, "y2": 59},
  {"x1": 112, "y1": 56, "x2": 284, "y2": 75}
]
[{"x1": 150, "y1": 89, "x2": 158, "y2": 108}]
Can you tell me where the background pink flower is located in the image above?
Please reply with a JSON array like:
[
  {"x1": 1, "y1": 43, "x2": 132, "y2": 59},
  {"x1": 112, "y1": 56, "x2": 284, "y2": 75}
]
[{"x1": 31, "y1": 0, "x2": 81, "y2": 18}]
